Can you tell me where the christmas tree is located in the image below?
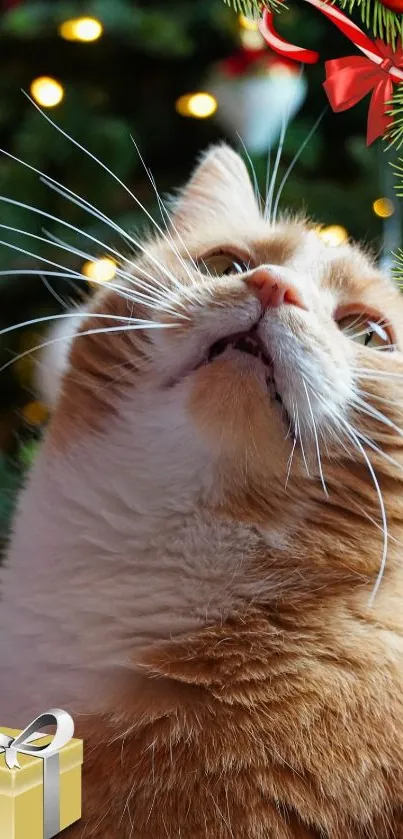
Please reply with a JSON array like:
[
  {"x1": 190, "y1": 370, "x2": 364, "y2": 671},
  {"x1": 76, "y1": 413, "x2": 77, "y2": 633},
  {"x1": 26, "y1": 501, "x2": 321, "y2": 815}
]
[{"x1": 0, "y1": 0, "x2": 400, "y2": 546}]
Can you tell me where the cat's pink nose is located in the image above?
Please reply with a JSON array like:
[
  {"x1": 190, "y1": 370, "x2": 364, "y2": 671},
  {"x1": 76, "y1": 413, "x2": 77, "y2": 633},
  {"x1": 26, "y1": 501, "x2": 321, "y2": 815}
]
[{"x1": 246, "y1": 268, "x2": 307, "y2": 310}]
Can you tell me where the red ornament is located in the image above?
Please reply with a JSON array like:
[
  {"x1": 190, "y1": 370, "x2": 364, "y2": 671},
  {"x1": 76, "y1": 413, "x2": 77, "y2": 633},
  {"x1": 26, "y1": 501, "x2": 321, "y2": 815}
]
[
  {"x1": 377, "y1": 0, "x2": 403, "y2": 11},
  {"x1": 220, "y1": 47, "x2": 298, "y2": 78},
  {"x1": 221, "y1": 47, "x2": 270, "y2": 77}
]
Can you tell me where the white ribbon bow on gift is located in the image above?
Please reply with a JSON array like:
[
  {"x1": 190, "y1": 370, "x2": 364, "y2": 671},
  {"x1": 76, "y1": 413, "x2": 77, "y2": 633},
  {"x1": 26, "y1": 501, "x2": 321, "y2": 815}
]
[{"x1": 0, "y1": 708, "x2": 74, "y2": 769}]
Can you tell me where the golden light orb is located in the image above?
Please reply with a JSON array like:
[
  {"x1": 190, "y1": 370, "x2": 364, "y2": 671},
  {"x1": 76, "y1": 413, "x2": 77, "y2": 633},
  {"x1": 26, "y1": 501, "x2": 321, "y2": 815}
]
[
  {"x1": 82, "y1": 257, "x2": 117, "y2": 284},
  {"x1": 238, "y1": 14, "x2": 259, "y2": 30},
  {"x1": 59, "y1": 17, "x2": 103, "y2": 43},
  {"x1": 240, "y1": 28, "x2": 265, "y2": 49},
  {"x1": 30, "y1": 76, "x2": 64, "y2": 108},
  {"x1": 175, "y1": 92, "x2": 218, "y2": 119},
  {"x1": 373, "y1": 197, "x2": 395, "y2": 219},
  {"x1": 318, "y1": 225, "x2": 349, "y2": 247},
  {"x1": 22, "y1": 400, "x2": 49, "y2": 426}
]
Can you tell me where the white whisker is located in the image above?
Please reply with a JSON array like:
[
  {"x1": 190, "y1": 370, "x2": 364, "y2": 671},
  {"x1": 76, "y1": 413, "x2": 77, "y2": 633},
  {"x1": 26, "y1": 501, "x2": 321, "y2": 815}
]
[
  {"x1": 295, "y1": 405, "x2": 310, "y2": 477},
  {"x1": 374, "y1": 344, "x2": 398, "y2": 352},
  {"x1": 354, "y1": 429, "x2": 403, "y2": 475},
  {"x1": 0, "y1": 311, "x2": 157, "y2": 341},
  {"x1": 236, "y1": 133, "x2": 263, "y2": 213},
  {"x1": 0, "y1": 269, "x2": 81, "y2": 281},
  {"x1": 353, "y1": 368, "x2": 403, "y2": 381},
  {"x1": 272, "y1": 107, "x2": 327, "y2": 224},
  {"x1": 0, "y1": 145, "x2": 190, "y2": 298},
  {"x1": 265, "y1": 115, "x2": 287, "y2": 224},
  {"x1": 303, "y1": 378, "x2": 328, "y2": 496},
  {"x1": 0, "y1": 194, "x2": 171, "y2": 305},
  {"x1": 0, "y1": 187, "x2": 126, "y2": 263},
  {"x1": 350, "y1": 497, "x2": 403, "y2": 548},
  {"x1": 265, "y1": 66, "x2": 304, "y2": 224},
  {"x1": 265, "y1": 147, "x2": 271, "y2": 220},
  {"x1": 285, "y1": 434, "x2": 297, "y2": 490},
  {"x1": 337, "y1": 417, "x2": 388, "y2": 606},
  {"x1": 352, "y1": 394, "x2": 403, "y2": 437},
  {"x1": 0, "y1": 235, "x2": 85, "y2": 277},
  {"x1": 0, "y1": 320, "x2": 178, "y2": 375},
  {"x1": 41, "y1": 177, "x2": 188, "y2": 295},
  {"x1": 357, "y1": 387, "x2": 403, "y2": 409},
  {"x1": 0, "y1": 145, "x2": 119, "y2": 232},
  {"x1": 130, "y1": 135, "x2": 200, "y2": 273},
  {"x1": 39, "y1": 273, "x2": 71, "y2": 310},
  {"x1": 348, "y1": 316, "x2": 392, "y2": 342},
  {"x1": 24, "y1": 94, "x2": 197, "y2": 288},
  {"x1": 0, "y1": 220, "x2": 104, "y2": 271},
  {"x1": 343, "y1": 314, "x2": 365, "y2": 336},
  {"x1": 42, "y1": 227, "x2": 186, "y2": 317},
  {"x1": 0, "y1": 226, "x2": 186, "y2": 318}
]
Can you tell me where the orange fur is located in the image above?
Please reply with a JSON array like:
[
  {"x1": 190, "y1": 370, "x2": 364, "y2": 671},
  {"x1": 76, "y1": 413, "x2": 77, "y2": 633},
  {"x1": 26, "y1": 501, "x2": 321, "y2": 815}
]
[{"x1": 71, "y1": 588, "x2": 403, "y2": 838}]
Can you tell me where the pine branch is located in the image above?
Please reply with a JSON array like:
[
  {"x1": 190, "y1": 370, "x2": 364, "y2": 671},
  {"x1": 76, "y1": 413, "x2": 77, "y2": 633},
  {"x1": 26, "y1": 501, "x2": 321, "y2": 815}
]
[
  {"x1": 337, "y1": 0, "x2": 403, "y2": 46},
  {"x1": 223, "y1": 0, "x2": 279, "y2": 15},
  {"x1": 387, "y1": 83, "x2": 403, "y2": 150},
  {"x1": 223, "y1": 0, "x2": 403, "y2": 46},
  {"x1": 392, "y1": 159, "x2": 403, "y2": 198},
  {"x1": 391, "y1": 160, "x2": 403, "y2": 248}
]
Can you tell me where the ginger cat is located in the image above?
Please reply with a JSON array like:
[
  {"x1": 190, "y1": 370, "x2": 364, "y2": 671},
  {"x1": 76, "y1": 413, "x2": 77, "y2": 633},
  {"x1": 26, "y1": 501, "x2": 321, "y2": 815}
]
[{"x1": 2, "y1": 144, "x2": 403, "y2": 837}]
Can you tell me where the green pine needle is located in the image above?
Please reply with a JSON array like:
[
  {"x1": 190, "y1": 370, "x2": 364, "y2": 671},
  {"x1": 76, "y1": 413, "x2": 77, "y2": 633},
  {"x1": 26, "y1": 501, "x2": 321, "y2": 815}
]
[
  {"x1": 224, "y1": 0, "x2": 403, "y2": 46},
  {"x1": 391, "y1": 160, "x2": 403, "y2": 262},
  {"x1": 223, "y1": 0, "x2": 279, "y2": 15},
  {"x1": 387, "y1": 83, "x2": 403, "y2": 150},
  {"x1": 392, "y1": 249, "x2": 403, "y2": 288},
  {"x1": 337, "y1": 0, "x2": 403, "y2": 46},
  {"x1": 392, "y1": 157, "x2": 403, "y2": 198}
]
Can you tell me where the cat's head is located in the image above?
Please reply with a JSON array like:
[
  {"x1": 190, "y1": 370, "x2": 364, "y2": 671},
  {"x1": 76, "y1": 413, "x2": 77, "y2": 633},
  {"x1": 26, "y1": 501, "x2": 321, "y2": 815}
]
[{"x1": 44, "y1": 143, "x2": 403, "y2": 593}]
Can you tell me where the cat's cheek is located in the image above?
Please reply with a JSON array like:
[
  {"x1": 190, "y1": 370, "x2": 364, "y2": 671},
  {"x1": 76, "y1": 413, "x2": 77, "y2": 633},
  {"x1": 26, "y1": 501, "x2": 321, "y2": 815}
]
[{"x1": 186, "y1": 356, "x2": 291, "y2": 473}]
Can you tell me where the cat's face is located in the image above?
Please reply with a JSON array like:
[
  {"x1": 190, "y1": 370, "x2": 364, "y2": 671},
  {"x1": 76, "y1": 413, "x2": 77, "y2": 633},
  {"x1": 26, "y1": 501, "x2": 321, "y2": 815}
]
[{"x1": 54, "y1": 144, "x2": 403, "y2": 535}]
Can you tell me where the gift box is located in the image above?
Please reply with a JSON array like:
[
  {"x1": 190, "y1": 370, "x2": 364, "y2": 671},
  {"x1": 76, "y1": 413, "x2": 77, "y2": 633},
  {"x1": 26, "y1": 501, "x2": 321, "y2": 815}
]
[{"x1": 0, "y1": 709, "x2": 83, "y2": 839}]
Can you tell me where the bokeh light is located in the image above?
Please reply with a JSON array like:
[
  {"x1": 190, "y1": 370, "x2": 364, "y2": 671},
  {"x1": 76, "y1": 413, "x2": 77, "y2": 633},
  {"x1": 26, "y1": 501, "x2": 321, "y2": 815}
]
[
  {"x1": 239, "y1": 28, "x2": 265, "y2": 49},
  {"x1": 238, "y1": 14, "x2": 259, "y2": 30},
  {"x1": 22, "y1": 401, "x2": 49, "y2": 426},
  {"x1": 318, "y1": 225, "x2": 349, "y2": 246},
  {"x1": 30, "y1": 77, "x2": 64, "y2": 108},
  {"x1": 373, "y1": 197, "x2": 395, "y2": 218},
  {"x1": 59, "y1": 17, "x2": 103, "y2": 43},
  {"x1": 175, "y1": 92, "x2": 218, "y2": 119},
  {"x1": 82, "y1": 257, "x2": 117, "y2": 284}
]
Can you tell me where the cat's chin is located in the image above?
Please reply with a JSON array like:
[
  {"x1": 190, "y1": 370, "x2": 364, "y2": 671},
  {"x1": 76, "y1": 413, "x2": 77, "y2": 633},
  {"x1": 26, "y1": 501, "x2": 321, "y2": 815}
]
[{"x1": 192, "y1": 329, "x2": 293, "y2": 433}]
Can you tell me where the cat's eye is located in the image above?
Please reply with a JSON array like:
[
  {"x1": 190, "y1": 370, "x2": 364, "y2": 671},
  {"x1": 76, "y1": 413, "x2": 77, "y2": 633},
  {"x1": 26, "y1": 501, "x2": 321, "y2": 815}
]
[
  {"x1": 197, "y1": 251, "x2": 250, "y2": 277},
  {"x1": 337, "y1": 313, "x2": 394, "y2": 350}
]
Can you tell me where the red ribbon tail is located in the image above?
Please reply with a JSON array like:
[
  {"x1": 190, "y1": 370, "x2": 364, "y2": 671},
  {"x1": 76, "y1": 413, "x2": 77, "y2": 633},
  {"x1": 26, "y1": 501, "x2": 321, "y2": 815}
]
[{"x1": 259, "y1": 9, "x2": 319, "y2": 64}]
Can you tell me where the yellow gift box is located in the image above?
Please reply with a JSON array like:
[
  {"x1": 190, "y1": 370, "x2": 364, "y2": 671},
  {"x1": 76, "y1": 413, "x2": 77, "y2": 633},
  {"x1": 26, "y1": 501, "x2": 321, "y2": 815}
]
[{"x1": 0, "y1": 710, "x2": 83, "y2": 839}]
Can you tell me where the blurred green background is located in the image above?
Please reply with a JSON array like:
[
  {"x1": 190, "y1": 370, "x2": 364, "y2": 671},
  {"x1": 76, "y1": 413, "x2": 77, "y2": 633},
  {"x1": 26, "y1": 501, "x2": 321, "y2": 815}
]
[{"x1": 0, "y1": 0, "x2": 400, "y2": 547}]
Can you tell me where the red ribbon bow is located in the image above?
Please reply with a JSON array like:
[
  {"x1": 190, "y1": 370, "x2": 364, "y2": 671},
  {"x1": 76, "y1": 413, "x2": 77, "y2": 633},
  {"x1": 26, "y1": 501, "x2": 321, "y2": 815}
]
[
  {"x1": 324, "y1": 42, "x2": 403, "y2": 145},
  {"x1": 259, "y1": 0, "x2": 403, "y2": 145}
]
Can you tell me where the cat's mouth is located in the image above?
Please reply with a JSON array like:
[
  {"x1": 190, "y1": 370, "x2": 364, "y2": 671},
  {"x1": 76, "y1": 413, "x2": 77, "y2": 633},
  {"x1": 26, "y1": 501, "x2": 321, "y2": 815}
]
[
  {"x1": 206, "y1": 331, "x2": 272, "y2": 366},
  {"x1": 201, "y1": 329, "x2": 292, "y2": 427}
]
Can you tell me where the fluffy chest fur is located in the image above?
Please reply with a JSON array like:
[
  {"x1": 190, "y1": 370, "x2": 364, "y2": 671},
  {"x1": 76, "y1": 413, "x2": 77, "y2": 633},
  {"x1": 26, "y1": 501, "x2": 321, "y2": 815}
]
[
  {"x1": 74, "y1": 599, "x2": 403, "y2": 838},
  {"x1": 0, "y1": 385, "x2": 296, "y2": 721}
]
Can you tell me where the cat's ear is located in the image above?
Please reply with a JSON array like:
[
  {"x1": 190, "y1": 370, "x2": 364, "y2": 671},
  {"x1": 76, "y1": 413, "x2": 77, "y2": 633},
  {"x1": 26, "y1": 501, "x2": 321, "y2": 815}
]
[{"x1": 170, "y1": 144, "x2": 260, "y2": 234}]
